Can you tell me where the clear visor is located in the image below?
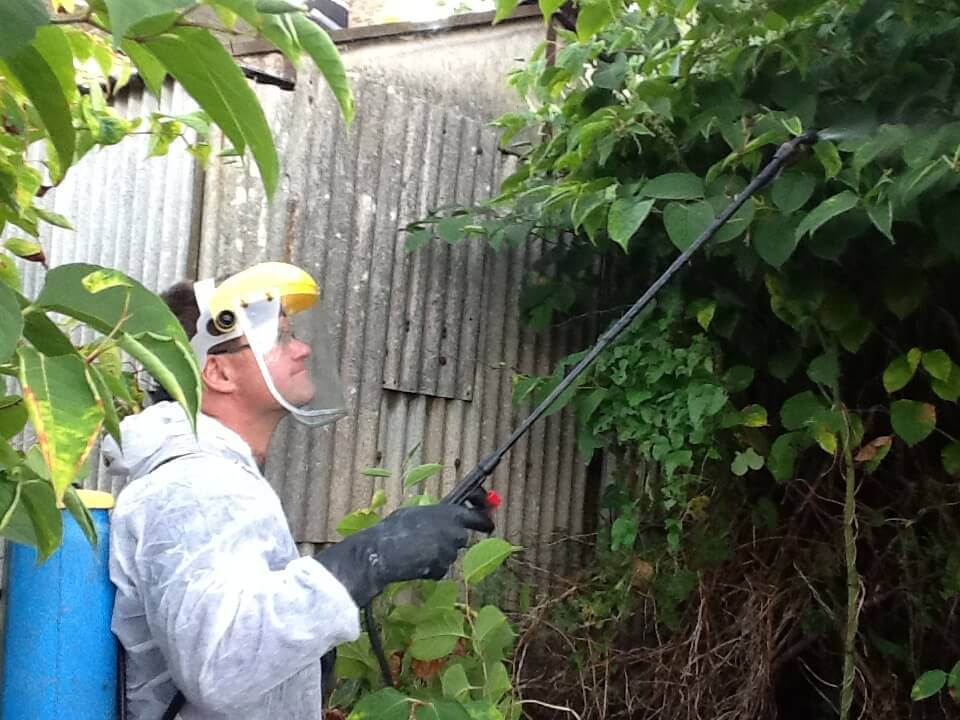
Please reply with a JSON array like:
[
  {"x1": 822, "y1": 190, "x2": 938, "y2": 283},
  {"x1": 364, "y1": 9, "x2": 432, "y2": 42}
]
[{"x1": 233, "y1": 296, "x2": 345, "y2": 426}]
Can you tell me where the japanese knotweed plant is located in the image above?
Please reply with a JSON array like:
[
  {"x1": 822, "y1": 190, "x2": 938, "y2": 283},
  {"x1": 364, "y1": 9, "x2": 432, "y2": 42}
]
[{"x1": 331, "y1": 463, "x2": 524, "y2": 720}]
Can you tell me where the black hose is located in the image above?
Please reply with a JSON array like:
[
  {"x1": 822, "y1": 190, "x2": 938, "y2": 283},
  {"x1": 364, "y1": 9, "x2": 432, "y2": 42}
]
[{"x1": 364, "y1": 604, "x2": 394, "y2": 687}]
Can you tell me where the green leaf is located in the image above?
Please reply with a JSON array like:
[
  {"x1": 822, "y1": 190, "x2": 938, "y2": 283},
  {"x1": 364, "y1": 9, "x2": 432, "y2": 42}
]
[
  {"x1": 771, "y1": 172, "x2": 815, "y2": 214},
  {"x1": 437, "y1": 215, "x2": 472, "y2": 244},
  {"x1": 739, "y1": 404, "x2": 768, "y2": 427},
  {"x1": 0, "y1": 280, "x2": 23, "y2": 361},
  {"x1": 663, "y1": 200, "x2": 714, "y2": 251},
  {"x1": 410, "y1": 607, "x2": 467, "y2": 660},
  {"x1": 4, "y1": 237, "x2": 43, "y2": 261},
  {"x1": 921, "y1": 350, "x2": 952, "y2": 381},
  {"x1": 482, "y1": 661, "x2": 512, "y2": 704},
  {"x1": 335, "y1": 634, "x2": 380, "y2": 681},
  {"x1": 33, "y1": 207, "x2": 74, "y2": 230},
  {"x1": 780, "y1": 391, "x2": 825, "y2": 431},
  {"x1": 931, "y1": 363, "x2": 960, "y2": 402},
  {"x1": 35, "y1": 264, "x2": 201, "y2": 425},
  {"x1": 121, "y1": 40, "x2": 166, "y2": 96},
  {"x1": 424, "y1": 580, "x2": 460, "y2": 609},
  {"x1": 441, "y1": 664, "x2": 472, "y2": 702},
  {"x1": 813, "y1": 140, "x2": 842, "y2": 179},
  {"x1": 0, "y1": 253, "x2": 22, "y2": 291},
  {"x1": 20, "y1": 307, "x2": 74, "y2": 357},
  {"x1": 103, "y1": 0, "x2": 196, "y2": 45},
  {"x1": 753, "y1": 214, "x2": 797, "y2": 268},
  {"x1": 911, "y1": 670, "x2": 946, "y2": 701},
  {"x1": 0, "y1": 478, "x2": 62, "y2": 561},
  {"x1": 686, "y1": 383, "x2": 727, "y2": 425},
  {"x1": 795, "y1": 191, "x2": 859, "y2": 240},
  {"x1": 33, "y1": 26, "x2": 77, "y2": 103},
  {"x1": 17, "y1": 347, "x2": 104, "y2": 500},
  {"x1": 942, "y1": 442, "x2": 960, "y2": 477},
  {"x1": 63, "y1": 485, "x2": 98, "y2": 547},
  {"x1": 494, "y1": 0, "x2": 521, "y2": 23},
  {"x1": 404, "y1": 463, "x2": 444, "y2": 489},
  {"x1": 360, "y1": 466, "x2": 392, "y2": 477},
  {"x1": 415, "y1": 701, "x2": 473, "y2": 720},
  {"x1": 807, "y1": 350, "x2": 839, "y2": 387},
  {"x1": 539, "y1": 0, "x2": 566, "y2": 21},
  {"x1": 949, "y1": 660, "x2": 960, "y2": 692},
  {"x1": 731, "y1": 447, "x2": 764, "y2": 476},
  {"x1": 86, "y1": 364, "x2": 121, "y2": 444},
  {"x1": 289, "y1": 14, "x2": 354, "y2": 125},
  {"x1": 571, "y1": 189, "x2": 608, "y2": 233},
  {"x1": 813, "y1": 426, "x2": 837, "y2": 455},
  {"x1": 723, "y1": 365, "x2": 754, "y2": 393},
  {"x1": 0, "y1": 396, "x2": 27, "y2": 439},
  {"x1": 368, "y1": 488, "x2": 387, "y2": 510},
  {"x1": 607, "y1": 198, "x2": 654, "y2": 253},
  {"x1": 768, "y1": 432, "x2": 807, "y2": 483},
  {"x1": 473, "y1": 605, "x2": 515, "y2": 662},
  {"x1": 348, "y1": 687, "x2": 410, "y2": 720},
  {"x1": 883, "y1": 350, "x2": 921, "y2": 393},
  {"x1": 0, "y1": 0, "x2": 48, "y2": 58},
  {"x1": 890, "y1": 399, "x2": 936, "y2": 447},
  {"x1": 144, "y1": 27, "x2": 279, "y2": 196},
  {"x1": 4, "y1": 46, "x2": 75, "y2": 181},
  {"x1": 867, "y1": 199, "x2": 893, "y2": 241},
  {"x1": 576, "y1": 1, "x2": 616, "y2": 41},
  {"x1": 694, "y1": 300, "x2": 715, "y2": 330},
  {"x1": 641, "y1": 173, "x2": 705, "y2": 200},
  {"x1": 463, "y1": 537, "x2": 521, "y2": 586},
  {"x1": 336, "y1": 508, "x2": 380, "y2": 537}
]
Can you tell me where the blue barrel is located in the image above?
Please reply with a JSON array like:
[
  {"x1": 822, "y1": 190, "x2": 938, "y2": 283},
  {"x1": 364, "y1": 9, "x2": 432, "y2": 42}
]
[{"x1": 1, "y1": 490, "x2": 117, "y2": 720}]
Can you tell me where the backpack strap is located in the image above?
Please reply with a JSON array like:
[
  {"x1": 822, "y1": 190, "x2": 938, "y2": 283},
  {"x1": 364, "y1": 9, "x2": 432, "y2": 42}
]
[{"x1": 161, "y1": 691, "x2": 186, "y2": 720}]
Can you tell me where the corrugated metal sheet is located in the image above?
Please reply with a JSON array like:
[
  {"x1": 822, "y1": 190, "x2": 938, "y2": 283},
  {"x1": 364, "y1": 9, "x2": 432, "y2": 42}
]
[
  {"x1": 200, "y1": 68, "x2": 594, "y2": 575},
  {"x1": 19, "y1": 79, "x2": 203, "y2": 497}
]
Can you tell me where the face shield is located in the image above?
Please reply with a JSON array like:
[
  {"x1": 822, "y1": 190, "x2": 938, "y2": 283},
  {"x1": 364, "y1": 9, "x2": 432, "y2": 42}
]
[{"x1": 190, "y1": 262, "x2": 345, "y2": 426}]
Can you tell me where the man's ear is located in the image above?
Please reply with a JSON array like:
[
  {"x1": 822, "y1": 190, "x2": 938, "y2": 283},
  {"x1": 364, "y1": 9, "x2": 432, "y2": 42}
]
[{"x1": 201, "y1": 355, "x2": 237, "y2": 393}]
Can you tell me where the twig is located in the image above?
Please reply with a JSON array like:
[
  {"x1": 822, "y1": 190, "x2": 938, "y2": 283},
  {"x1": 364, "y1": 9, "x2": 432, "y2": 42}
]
[{"x1": 520, "y1": 698, "x2": 583, "y2": 719}]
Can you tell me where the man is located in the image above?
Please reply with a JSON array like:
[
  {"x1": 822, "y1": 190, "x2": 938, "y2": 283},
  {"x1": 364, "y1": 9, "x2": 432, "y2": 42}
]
[{"x1": 106, "y1": 262, "x2": 493, "y2": 719}]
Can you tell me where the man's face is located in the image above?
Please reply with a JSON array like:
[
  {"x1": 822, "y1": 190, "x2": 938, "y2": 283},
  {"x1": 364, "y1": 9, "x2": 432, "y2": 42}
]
[
  {"x1": 207, "y1": 315, "x2": 317, "y2": 412},
  {"x1": 261, "y1": 317, "x2": 317, "y2": 408}
]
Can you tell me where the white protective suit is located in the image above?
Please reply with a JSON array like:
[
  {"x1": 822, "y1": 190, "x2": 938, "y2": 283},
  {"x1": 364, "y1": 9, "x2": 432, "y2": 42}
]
[{"x1": 104, "y1": 401, "x2": 360, "y2": 720}]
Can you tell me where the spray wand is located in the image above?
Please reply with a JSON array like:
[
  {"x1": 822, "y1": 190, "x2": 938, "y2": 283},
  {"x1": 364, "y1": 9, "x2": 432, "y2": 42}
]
[
  {"x1": 363, "y1": 130, "x2": 822, "y2": 689},
  {"x1": 443, "y1": 129, "x2": 821, "y2": 509}
]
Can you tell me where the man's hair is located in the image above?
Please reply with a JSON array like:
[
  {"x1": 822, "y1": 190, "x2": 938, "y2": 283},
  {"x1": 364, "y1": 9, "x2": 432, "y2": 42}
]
[
  {"x1": 151, "y1": 277, "x2": 238, "y2": 404},
  {"x1": 162, "y1": 280, "x2": 200, "y2": 340}
]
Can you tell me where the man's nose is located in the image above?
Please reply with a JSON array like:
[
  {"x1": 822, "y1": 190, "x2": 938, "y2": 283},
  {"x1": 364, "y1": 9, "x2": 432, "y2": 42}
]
[{"x1": 291, "y1": 338, "x2": 311, "y2": 359}]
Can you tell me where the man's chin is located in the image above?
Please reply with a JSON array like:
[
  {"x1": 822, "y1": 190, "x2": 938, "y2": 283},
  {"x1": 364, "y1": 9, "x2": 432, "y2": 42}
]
[{"x1": 289, "y1": 385, "x2": 317, "y2": 408}]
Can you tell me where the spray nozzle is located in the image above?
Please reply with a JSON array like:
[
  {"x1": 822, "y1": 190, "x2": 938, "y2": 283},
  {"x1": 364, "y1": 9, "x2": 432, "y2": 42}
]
[{"x1": 773, "y1": 128, "x2": 821, "y2": 159}]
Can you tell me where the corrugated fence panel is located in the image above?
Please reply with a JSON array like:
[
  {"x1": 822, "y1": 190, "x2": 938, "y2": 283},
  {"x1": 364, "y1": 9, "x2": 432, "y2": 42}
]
[{"x1": 200, "y1": 67, "x2": 594, "y2": 576}]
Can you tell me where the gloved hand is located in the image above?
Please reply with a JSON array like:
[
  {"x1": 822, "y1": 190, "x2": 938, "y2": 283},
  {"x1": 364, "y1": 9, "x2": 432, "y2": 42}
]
[{"x1": 315, "y1": 498, "x2": 494, "y2": 608}]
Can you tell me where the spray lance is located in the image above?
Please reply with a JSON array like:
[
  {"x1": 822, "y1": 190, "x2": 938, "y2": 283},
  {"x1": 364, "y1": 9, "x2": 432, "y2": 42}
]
[
  {"x1": 444, "y1": 129, "x2": 821, "y2": 506},
  {"x1": 363, "y1": 129, "x2": 823, "y2": 687}
]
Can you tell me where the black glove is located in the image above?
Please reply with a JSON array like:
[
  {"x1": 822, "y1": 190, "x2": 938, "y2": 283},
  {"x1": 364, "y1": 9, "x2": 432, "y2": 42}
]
[{"x1": 315, "y1": 500, "x2": 494, "y2": 607}]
